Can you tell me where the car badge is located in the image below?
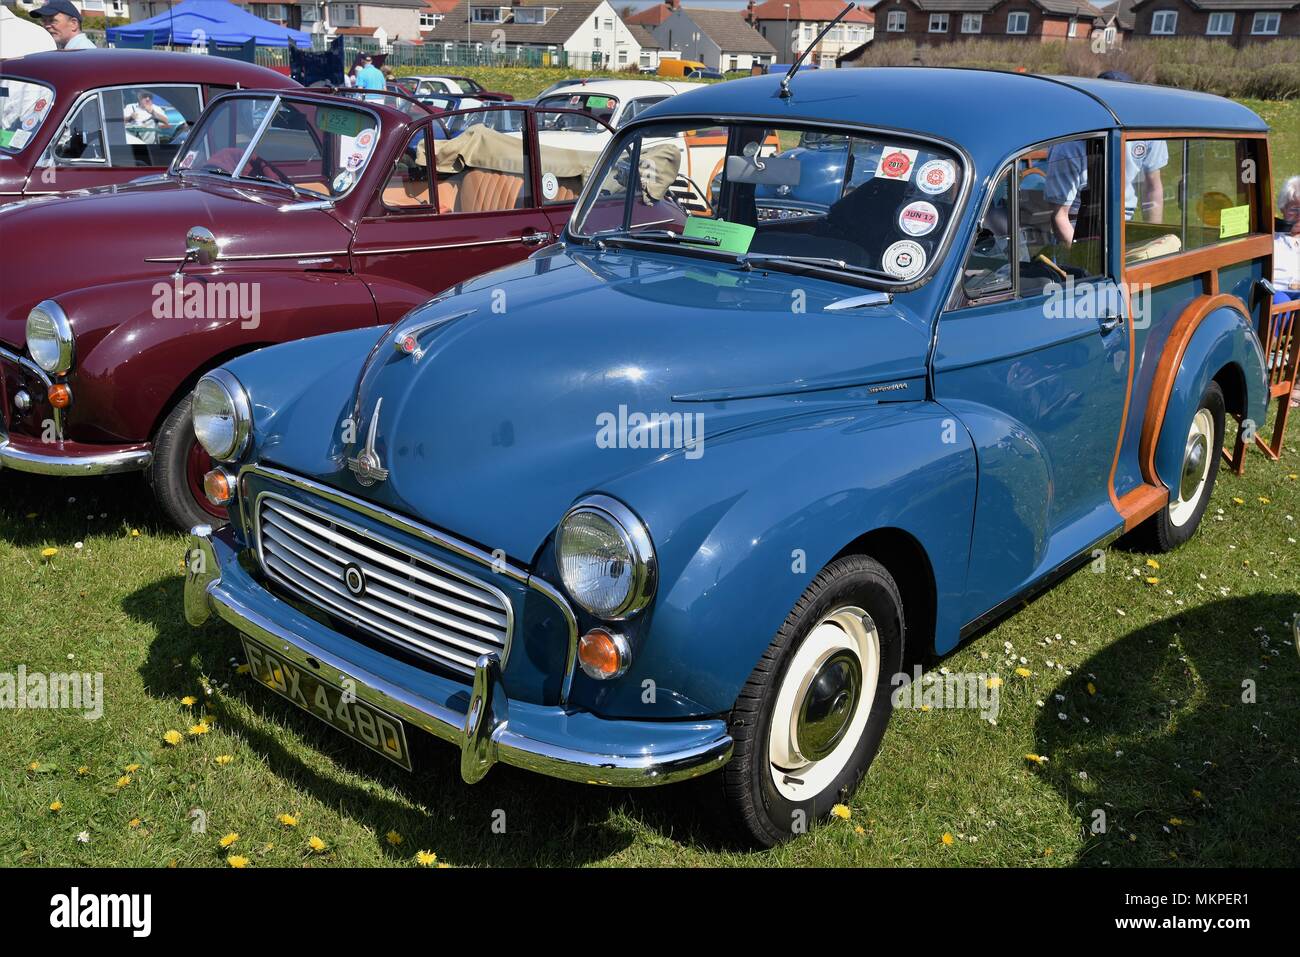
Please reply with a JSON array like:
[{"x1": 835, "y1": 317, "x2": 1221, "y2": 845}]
[{"x1": 346, "y1": 398, "x2": 389, "y2": 486}]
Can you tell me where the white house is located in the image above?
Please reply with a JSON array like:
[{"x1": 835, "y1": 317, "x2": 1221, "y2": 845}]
[
  {"x1": 748, "y1": 0, "x2": 874, "y2": 66},
  {"x1": 649, "y1": 6, "x2": 777, "y2": 72}
]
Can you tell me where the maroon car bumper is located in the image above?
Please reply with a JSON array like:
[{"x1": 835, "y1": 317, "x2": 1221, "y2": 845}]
[{"x1": 0, "y1": 429, "x2": 152, "y2": 476}]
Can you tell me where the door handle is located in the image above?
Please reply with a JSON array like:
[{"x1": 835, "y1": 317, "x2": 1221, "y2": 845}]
[
  {"x1": 521, "y1": 230, "x2": 553, "y2": 246},
  {"x1": 1098, "y1": 315, "x2": 1124, "y2": 334}
]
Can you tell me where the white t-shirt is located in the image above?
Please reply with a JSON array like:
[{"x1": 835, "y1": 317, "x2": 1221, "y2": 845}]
[
  {"x1": 1275, "y1": 232, "x2": 1300, "y2": 291},
  {"x1": 1044, "y1": 139, "x2": 1169, "y2": 220},
  {"x1": 62, "y1": 33, "x2": 96, "y2": 50}
]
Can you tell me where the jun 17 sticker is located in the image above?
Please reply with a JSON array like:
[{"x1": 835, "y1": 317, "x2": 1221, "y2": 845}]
[
  {"x1": 882, "y1": 240, "x2": 926, "y2": 280},
  {"x1": 332, "y1": 170, "x2": 354, "y2": 193},
  {"x1": 916, "y1": 159, "x2": 956, "y2": 195},
  {"x1": 875, "y1": 147, "x2": 918, "y2": 182},
  {"x1": 898, "y1": 200, "x2": 939, "y2": 237}
]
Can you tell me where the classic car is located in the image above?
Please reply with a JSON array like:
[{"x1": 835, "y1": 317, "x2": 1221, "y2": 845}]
[
  {"x1": 533, "y1": 80, "x2": 703, "y2": 152},
  {"x1": 0, "y1": 88, "x2": 607, "y2": 528},
  {"x1": 393, "y1": 75, "x2": 514, "y2": 103},
  {"x1": 183, "y1": 69, "x2": 1274, "y2": 846},
  {"x1": 0, "y1": 49, "x2": 297, "y2": 206}
]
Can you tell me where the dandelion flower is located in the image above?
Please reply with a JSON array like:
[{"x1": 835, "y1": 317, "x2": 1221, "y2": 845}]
[
  {"x1": 415, "y1": 850, "x2": 438, "y2": 867},
  {"x1": 227, "y1": 855, "x2": 249, "y2": 869},
  {"x1": 1146, "y1": 558, "x2": 1160, "y2": 569},
  {"x1": 130, "y1": 529, "x2": 141, "y2": 537},
  {"x1": 26, "y1": 761, "x2": 40, "y2": 772},
  {"x1": 1024, "y1": 754, "x2": 1049, "y2": 765},
  {"x1": 1168, "y1": 817, "x2": 1184, "y2": 827},
  {"x1": 277, "y1": 813, "x2": 298, "y2": 827},
  {"x1": 1015, "y1": 667, "x2": 1032, "y2": 678},
  {"x1": 124, "y1": 763, "x2": 141, "y2": 773},
  {"x1": 128, "y1": 818, "x2": 142, "y2": 829},
  {"x1": 986, "y1": 676, "x2": 1003, "y2": 688},
  {"x1": 307, "y1": 836, "x2": 326, "y2": 853},
  {"x1": 1191, "y1": 789, "x2": 1204, "y2": 800},
  {"x1": 1145, "y1": 576, "x2": 1160, "y2": 584},
  {"x1": 941, "y1": 833, "x2": 954, "y2": 846},
  {"x1": 180, "y1": 696, "x2": 197, "y2": 706},
  {"x1": 162, "y1": 730, "x2": 183, "y2": 746},
  {"x1": 214, "y1": 755, "x2": 234, "y2": 766},
  {"x1": 1259, "y1": 497, "x2": 1271, "y2": 504},
  {"x1": 854, "y1": 825, "x2": 865, "y2": 835},
  {"x1": 76, "y1": 766, "x2": 89, "y2": 776},
  {"x1": 831, "y1": 804, "x2": 851, "y2": 820},
  {"x1": 1232, "y1": 497, "x2": 1245, "y2": 505},
  {"x1": 188, "y1": 722, "x2": 210, "y2": 736},
  {"x1": 386, "y1": 830, "x2": 404, "y2": 846},
  {"x1": 49, "y1": 801, "x2": 63, "y2": 813},
  {"x1": 40, "y1": 547, "x2": 58, "y2": 559},
  {"x1": 115, "y1": 775, "x2": 131, "y2": 789},
  {"x1": 219, "y1": 832, "x2": 239, "y2": 848},
  {"x1": 1086, "y1": 682, "x2": 1097, "y2": 696}
]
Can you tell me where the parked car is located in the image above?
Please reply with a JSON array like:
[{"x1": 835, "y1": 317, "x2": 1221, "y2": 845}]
[
  {"x1": 0, "y1": 89, "x2": 606, "y2": 528},
  {"x1": 183, "y1": 69, "x2": 1273, "y2": 846},
  {"x1": 657, "y1": 57, "x2": 707, "y2": 78},
  {"x1": 394, "y1": 74, "x2": 513, "y2": 103},
  {"x1": 685, "y1": 69, "x2": 725, "y2": 81},
  {"x1": 0, "y1": 49, "x2": 297, "y2": 206},
  {"x1": 536, "y1": 79, "x2": 702, "y2": 134}
]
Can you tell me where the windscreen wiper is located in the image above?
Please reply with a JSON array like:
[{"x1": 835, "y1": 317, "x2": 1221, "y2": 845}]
[
  {"x1": 600, "y1": 229, "x2": 722, "y2": 248},
  {"x1": 739, "y1": 252, "x2": 879, "y2": 278}
]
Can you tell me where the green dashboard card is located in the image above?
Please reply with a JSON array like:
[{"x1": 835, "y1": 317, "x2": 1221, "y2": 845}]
[
  {"x1": 683, "y1": 217, "x2": 755, "y2": 254},
  {"x1": 1219, "y1": 204, "x2": 1250, "y2": 239}
]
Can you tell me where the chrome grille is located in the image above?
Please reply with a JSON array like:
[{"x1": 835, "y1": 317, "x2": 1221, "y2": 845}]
[{"x1": 256, "y1": 494, "x2": 511, "y2": 676}]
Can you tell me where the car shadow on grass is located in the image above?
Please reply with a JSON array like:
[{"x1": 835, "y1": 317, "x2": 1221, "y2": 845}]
[
  {"x1": 0, "y1": 471, "x2": 172, "y2": 547},
  {"x1": 123, "y1": 573, "x2": 734, "y2": 865},
  {"x1": 1031, "y1": 592, "x2": 1300, "y2": 867}
]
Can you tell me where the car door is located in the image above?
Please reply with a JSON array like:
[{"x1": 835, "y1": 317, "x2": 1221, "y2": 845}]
[
  {"x1": 350, "y1": 105, "x2": 556, "y2": 324},
  {"x1": 28, "y1": 83, "x2": 203, "y2": 196},
  {"x1": 933, "y1": 134, "x2": 1130, "y2": 627}
]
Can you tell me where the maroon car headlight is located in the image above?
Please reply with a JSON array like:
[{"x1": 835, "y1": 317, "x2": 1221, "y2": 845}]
[
  {"x1": 26, "y1": 300, "x2": 75, "y2": 375},
  {"x1": 192, "y1": 369, "x2": 252, "y2": 463}
]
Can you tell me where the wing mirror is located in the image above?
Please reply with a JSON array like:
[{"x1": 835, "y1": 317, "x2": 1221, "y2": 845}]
[{"x1": 176, "y1": 226, "x2": 218, "y2": 276}]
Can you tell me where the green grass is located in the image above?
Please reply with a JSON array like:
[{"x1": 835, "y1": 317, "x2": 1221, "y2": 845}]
[{"x1": 1, "y1": 91, "x2": 1298, "y2": 868}]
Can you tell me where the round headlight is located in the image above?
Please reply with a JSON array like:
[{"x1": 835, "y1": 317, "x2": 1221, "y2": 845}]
[
  {"x1": 557, "y1": 496, "x2": 656, "y2": 620},
  {"x1": 26, "y1": 300, "x2": 74, "y2": 375},
  {"x1": 191, "y1": 369, "x2": 251, "y2": 462}
]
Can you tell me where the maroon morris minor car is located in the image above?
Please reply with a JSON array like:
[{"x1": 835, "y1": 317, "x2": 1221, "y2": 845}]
[
  {"x1": 0, "y1": 50, "x2": 297, "y2": 205},
  {"x1": 0, "y1": 87, "x2": 603, "y2": 528}
]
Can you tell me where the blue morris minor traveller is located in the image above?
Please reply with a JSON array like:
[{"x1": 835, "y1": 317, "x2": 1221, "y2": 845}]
[{"x1": 183, "y1": 67, "x2": 1275, "y2": 846}]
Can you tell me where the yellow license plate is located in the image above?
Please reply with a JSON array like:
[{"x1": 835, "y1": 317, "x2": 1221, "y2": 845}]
[{"x1": 242, "y1": 635, "x2": 412, "y2": 770}]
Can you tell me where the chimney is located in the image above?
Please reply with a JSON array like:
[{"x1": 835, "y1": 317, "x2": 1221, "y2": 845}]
[{"x1": 745, "y1": 0, "x2": 755, "y2": 23}]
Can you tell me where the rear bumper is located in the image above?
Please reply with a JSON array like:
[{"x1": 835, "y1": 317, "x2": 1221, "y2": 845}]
[
  {"x1": 184, "y1": 524, "x2": 733, "y2": 787},
  {"x1": 0, "y1": 428, "x2": 152, "y2": 476}
]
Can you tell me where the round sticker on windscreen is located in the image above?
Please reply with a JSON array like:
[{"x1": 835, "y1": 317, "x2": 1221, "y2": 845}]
[
  {"x1": 916, "y1": 159, "x2": 956, "y2": 195},
  {"x1": 332, "y1": 170, "x2": 354, "y2": 193},
  {"x1": 541, "y1": 171, "x2": 558, "y2": 200},
  {"x1": 346, "y1": 151, "x2": 364, "y2": 170},
  {"x1": 882, "y1": 240, "x2": 926, "y2": 280},
  {"x1": 21, "y1": 114, "x2": 37, "y2": 130},
  {"x1": 180, "y1": 150, "x2": 196, "y2": 169},
  {"x1": 898, "y1": 200, "x2": 939, "y2": 237},
  {"x1": 33, "y1": 98, "x2": 48, "y2": 113},
  {"x1": 357, "y1": 129, "x2": 375, "y2": 149}
]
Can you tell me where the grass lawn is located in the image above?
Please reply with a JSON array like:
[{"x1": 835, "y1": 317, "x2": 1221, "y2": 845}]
[{"x1": 1, "y1": 90, "x2": 1298, "y2": 869}]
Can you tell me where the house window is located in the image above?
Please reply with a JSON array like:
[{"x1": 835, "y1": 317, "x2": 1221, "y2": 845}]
[
  {"x1": 929, "y1": 13, "x2": 948, "y2": 32},
  {"x1": 604, "y1": 18, "x2": 613, "y2": 29},
  {"x1": 1006, "y1": 11, "x2": 1029, "y2": 33},
  {"x1": 333, "y1": 4, "x2": 359, "y2": 25},
  {"x1": 472, "y1": 7, "x2": 502, "y2": 23},
  {"x1": 887, "y1": 10, "x2": 906, "y2": 31},
  {"x1": 1150, "y1": 10, "x2": 1177, "y2": 34},
  {"x1": 514, "y1": 8, "x2": 548, "y2": 23},
  {"x1": 1067, "y1": 17, "x2": 1078, "y2": 37},
  {"x1": 618, "y1": 48, "x2": 629, "y2": 64},
  {"x1": 961, "y1": 13, "x2": 982, "y2": 33},
  {"x1": 1252, "y1": 11, "x2": 1280, "y2": 33},
  {"x1": 1206, "y1": 11, "x2": 1234, "y2": 35},
  {"x1": 728, "y1": 55, "x2": 739, "y2": 70}
]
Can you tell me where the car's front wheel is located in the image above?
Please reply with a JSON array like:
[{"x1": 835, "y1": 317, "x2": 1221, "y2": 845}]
[
  {"x1": 147, "y1": 395, "x2": 228, "y2": 531},
  {"x1": 722, "y1": 555, "x2": 904, "y2": 847}
]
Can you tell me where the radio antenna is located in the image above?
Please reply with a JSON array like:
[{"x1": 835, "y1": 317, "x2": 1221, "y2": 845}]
[{"x1": 780, "y1": 3, "x2": 856, "y2": 99}]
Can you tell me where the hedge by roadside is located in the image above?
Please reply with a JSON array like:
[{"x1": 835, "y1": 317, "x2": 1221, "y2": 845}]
[{"x1": 851, "y1": 38, "x2": 1300, "y2": 100}]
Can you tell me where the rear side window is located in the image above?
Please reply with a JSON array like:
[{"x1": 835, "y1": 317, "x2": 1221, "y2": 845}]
[
  {"x1": 1123, "y1": 136, "x2": 1264, "y2": 263},
  {"x1": 102, "y1": 85, "x2": 203, "y2": 168}
]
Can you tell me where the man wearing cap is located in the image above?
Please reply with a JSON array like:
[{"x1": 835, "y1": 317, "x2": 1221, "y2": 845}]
[{"x1": 31, "y1": 0, "x2": 97, "y2": 51}]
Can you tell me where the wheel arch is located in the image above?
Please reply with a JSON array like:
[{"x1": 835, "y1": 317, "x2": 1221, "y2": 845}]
[
  {"x1": 832, "y1": 526, "x2": 937, "y2": 664},
  {"x1": 148, "y1": 341, "x2": 278, "y2": 441}
]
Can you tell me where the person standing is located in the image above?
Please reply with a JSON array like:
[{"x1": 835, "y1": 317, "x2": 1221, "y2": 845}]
[
  {"x1": 30, "y1": 0, "x2": 96, "y2": 50},
  {"x1": 355, "y1": 55, "x2": 386, "y2": 91}
]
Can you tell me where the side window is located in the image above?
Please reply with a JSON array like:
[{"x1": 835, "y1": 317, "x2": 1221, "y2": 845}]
[
  {"x1": 953, "y1": 136, "x2": 1107, "y2": 308},
  {"x1": 1124, "y1": 137, "x2": 1181, "y2": 261},
  {"x1": 53, "y1": 94, "x2": 105, "y2": 163},
  {"x1": 537, "y1": 108, "x2": 602, "y2": 206},
  {"x1": 101, "y1": 85, "x2": 203, "y2": 168},
  {"x1": 619, "y1": 97, "x2": 666, "y2": 127},
  {"x1": 406, "y1": 108, "x2": 533, "y2": 215},
  {"x1": 1184, "y1": 138, "x2": 1258, "y2": 251}
]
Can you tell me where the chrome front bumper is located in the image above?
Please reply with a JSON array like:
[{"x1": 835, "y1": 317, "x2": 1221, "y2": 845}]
[
  {"x1": 184, "y1": 524, "x2": 733, "y2": 788},
  {"x1": 0, "y1": 429, "x2": 153, "y2": 476}
]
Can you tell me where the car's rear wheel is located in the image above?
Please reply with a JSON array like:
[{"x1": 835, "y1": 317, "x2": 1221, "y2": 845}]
[
  {"x1": 721, "y1": 555, "x2": 904, "y2": 847},
  {"x1": 1139, "y1": 380, "x2": 1225, "y2": 552},
  {"x1": 148, "y1": 395, "x2": 228, "y2": 531}
]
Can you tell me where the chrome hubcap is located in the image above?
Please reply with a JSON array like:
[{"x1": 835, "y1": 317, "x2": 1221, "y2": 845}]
[
  {"x1": 796, "y1": 652, "x2": 861, "y2": 762},
  {"x1": 1181, "y1": 431, "x2": 1207, "y2": 502}
]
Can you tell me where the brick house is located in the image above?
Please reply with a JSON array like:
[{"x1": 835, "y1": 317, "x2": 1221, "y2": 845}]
[
  {"x1": 867, "y1": 0, "x2": 1106, "y2": 44},
  {"x1": 1128, "y1": 0, "x2": 1300, "y2": 42}
]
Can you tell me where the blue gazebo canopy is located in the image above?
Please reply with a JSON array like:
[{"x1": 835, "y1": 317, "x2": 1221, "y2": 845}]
[{"x1": 107, "y1": 0, "x2": 311, "y2": 48}]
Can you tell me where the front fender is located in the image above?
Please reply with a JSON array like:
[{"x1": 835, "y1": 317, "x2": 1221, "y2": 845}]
[
  {"x1": 57, "y1": 271, "x2": 377, "y2": 442},
  {"x1": 577, "y1": 401, "x2": 977, "y2": 717},
  {"x1": 1152, "y1": 300, "x2": 1268, "y2": 491}
]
